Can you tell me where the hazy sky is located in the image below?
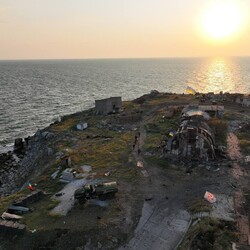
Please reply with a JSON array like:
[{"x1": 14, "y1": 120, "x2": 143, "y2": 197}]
[{"x1": 0, "y1": 0, "x2": 249, "y2": 60}]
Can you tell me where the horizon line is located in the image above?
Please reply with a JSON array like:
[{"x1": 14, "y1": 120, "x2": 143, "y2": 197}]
[{"x1": 1, "y1": 55, "x2": 250, "y2": 62}]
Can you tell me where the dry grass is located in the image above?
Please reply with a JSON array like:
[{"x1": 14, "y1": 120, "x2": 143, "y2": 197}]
[
  {"x1": 178, "y1": 218, "x2": 237, "y2": 250},
  {"x1": 188, "y1": 198, "x2": 212, "y2": 214}
]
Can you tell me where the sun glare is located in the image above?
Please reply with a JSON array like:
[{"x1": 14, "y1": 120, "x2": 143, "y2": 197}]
[{"x1": 200, "y1": 1, "x2": 245, "y2": 42}]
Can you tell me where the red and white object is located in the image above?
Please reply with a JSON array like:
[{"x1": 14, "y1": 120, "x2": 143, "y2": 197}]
[{"x1": 204, "y1": 191, "x2": 216, "y2": 203}]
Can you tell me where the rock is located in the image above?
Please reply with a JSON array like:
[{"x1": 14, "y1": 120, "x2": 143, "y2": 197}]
[
  {"x1": 47, "y1": 147, "x2": 53, "y2": 156},
  {"x1": 80, "y1": 165, "x2": 92, "y2": 173},
  {"x1": 97, "y1": 242, "x2": 102, "y2": 249},
  {"x1": 41, "y1": 131, "x2": 54, "y2": 139},
  {"x1": 14, "y1": 138, "x2": 24, "y2": 154}
]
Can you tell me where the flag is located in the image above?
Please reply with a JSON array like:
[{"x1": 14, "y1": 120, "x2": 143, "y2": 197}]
[
  {"x1": 28, "y1": 183, "x2": 34, "y2": 191},
  {"x1": 169, "y1": 131, "x2": 175, "y2": 137},
  {"x1": 186, "y1": 86, "x2": 196, "y2": 95}
]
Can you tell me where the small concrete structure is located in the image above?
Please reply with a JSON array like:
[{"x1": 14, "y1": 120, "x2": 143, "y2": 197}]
[
  {"x1": 76, "y1": 122, "x2": 88, "y2": 131},
  {"x1": 95, "y1": 97, "x2": 122, "y2": 115}
]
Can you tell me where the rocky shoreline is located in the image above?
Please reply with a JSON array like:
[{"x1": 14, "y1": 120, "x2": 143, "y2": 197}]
[{"x1": 0, "y1": 130, "x2": 55, "y2": 196}]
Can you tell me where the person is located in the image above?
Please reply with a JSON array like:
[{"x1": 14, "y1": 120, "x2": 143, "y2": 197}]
[{"x1": 137, "y1": 148, "x2": 141, "y2": 155}]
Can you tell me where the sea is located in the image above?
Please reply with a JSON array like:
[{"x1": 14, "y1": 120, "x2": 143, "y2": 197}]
[{"x1": 0, "y1": 57, "x2": 250, "y2": 152}]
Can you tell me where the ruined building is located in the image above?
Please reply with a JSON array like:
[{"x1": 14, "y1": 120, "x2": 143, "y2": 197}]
[
  {"x1": 167, "y1": 109, "x2": 216, "y2": 161},
  {"x1": 95, "y1": 97, "x2": 122, "y2": 115}
]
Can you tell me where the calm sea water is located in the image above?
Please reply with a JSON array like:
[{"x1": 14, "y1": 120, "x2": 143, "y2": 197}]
[{"x1": 0, "y1": 57, "x2": 250, "y2": 150}]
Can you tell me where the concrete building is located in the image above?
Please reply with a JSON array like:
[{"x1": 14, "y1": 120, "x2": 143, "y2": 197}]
[{"x1": 95, "y1": 97, "x2": 122, "y2": 115}]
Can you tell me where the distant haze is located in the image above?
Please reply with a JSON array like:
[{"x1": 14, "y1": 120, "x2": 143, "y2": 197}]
[{"x1": 0, "y1": 0, "x2": 250, "y2": 60}]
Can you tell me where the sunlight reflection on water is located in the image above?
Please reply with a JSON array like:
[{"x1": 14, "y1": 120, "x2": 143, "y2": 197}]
[{"x1": 187, "y1": 57, "x2": 248, "y2": 93}]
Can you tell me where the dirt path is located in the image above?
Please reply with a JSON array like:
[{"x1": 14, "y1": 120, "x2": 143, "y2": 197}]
[
  {"x1": 227, "y1": 133, "x2": 250, "y2": 246},
  {"x1": 120, "y1": 123, "x2": 191, "y2": 250}
]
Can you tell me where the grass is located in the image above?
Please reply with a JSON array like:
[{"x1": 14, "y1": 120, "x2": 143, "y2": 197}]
[
  {"x1": 21, "y1": 196, "x2": 63, "y2": 230},
  {"x1": 178, "y1": 218, "x2": 237, "y2": 250},
  {"x1": 143, "y1": 112, "x2": 179, "y2": 152},
  {"x1": 0, "y1": 189, "x2": 30, "y2": 214},
  {"x1": 188, "y1": 198, "x2": 213, "y2": 214},
  {"x1": 237, "y1": 132, "x2": 250, "y2": 154},
  {"x1": 208, "y1": 118, "x2": 228, "y2": 145}
]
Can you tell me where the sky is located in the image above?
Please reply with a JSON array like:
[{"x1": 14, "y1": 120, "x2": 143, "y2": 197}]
[{"x1": 0, "y1": 0, "x2": 249, "y2": 60}]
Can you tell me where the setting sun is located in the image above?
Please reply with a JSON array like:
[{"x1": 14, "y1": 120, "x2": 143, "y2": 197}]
[{"x1": 200, "y1": 1, "x2": 245, "y2": 42}]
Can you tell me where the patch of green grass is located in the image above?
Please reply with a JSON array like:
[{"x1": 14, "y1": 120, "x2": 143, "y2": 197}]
[{"x1": 70, "y1": 131, "x2": 133, "y2": 173}]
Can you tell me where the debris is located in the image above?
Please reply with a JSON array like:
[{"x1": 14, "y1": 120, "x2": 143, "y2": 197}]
[
  {"x1": 8, "y1": 206, "x2": 29, "y2": 215},
  {"x1": 204, "y1": 191, "x2": 216, "y2": 203},
  {"x1": 80, "y1": 165, "x2": 92, "y2": 173},
  {"x1": 231, "y1": 242, "x2": 237, "y2": 250},
  {"x1": 1, "y1": 212, "x2": 23, "y2": 220},
  {"x1": 0, "y1": 220, "x2": 26, "y2": 232},
  {"x1": 141, "y1": 170, "x2": 149, "y2": 178},
  {"x1": 30, "y1": 229, "x2": 37, "y2": 233},
  {"x1": 137, "y1": 161, "x2": 144, "y2": 168},
  {"x1": 104, "y1": 171, "x2": 111, "y2": 176},
  {"x1": 60, "y1": 168, "x2": 75, "y2": 183},
  {"x1": 51, "y1": 170, "x2": 60, "y2": 180},
  {"x1": 76, "y1": 122, "x2": 88, "y2": 131},
  {"x1": 245, "y1": 156, "x2": 250, "y2": 162},
  {"x1": 55, "y1": 192, "x2": 64, "y2": 197}
]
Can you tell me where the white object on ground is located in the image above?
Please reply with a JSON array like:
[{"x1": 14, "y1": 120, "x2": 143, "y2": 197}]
[
  {"x1": 1, "y1": 212, "x2": 23, "y2": 220},
  {"x1": 204, "y1": 191, "x2": 216, "y2": 203}
]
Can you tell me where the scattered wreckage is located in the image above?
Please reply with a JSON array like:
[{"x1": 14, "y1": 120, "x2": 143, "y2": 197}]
[{"x1": 74, "y1": 180, "x2": 118, "y2": 205}]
